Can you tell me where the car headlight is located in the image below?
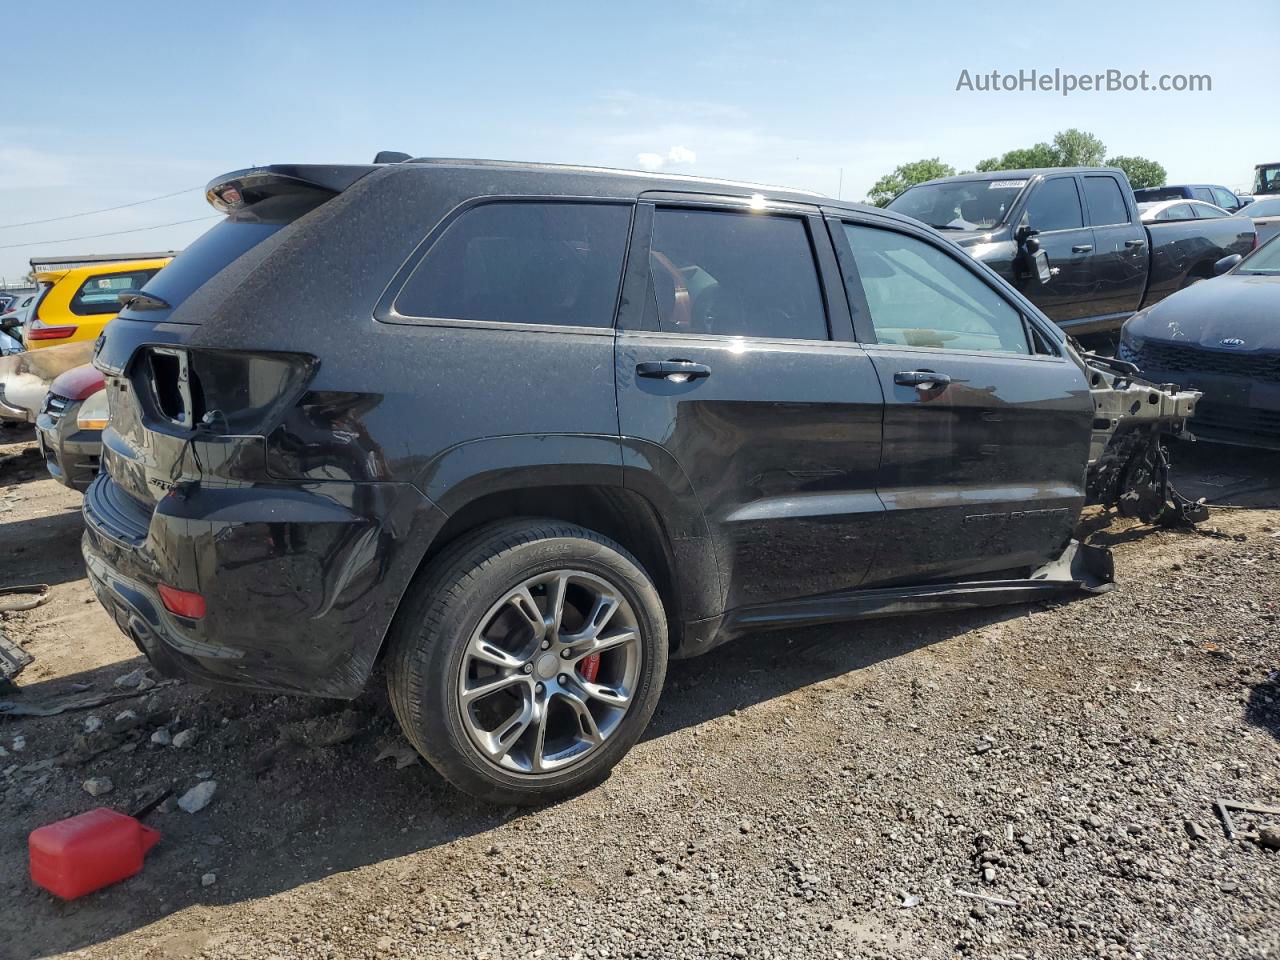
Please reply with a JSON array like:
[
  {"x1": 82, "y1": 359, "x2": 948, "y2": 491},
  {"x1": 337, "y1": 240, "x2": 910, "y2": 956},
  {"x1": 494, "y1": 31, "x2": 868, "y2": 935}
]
[{"x1": 76, "y1": 387, "x2": 109, "y2": 430}]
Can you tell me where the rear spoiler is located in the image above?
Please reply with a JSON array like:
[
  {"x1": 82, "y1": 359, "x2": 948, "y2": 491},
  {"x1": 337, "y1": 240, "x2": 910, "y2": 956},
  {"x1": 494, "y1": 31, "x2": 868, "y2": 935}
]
[{"x1": 205, "y1": 164, "x2": 381, "y2": 214}]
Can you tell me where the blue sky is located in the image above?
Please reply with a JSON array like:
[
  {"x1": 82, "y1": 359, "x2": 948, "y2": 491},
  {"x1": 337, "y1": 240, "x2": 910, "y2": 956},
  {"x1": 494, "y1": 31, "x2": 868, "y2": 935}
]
[{"x1": 1, "y1": 0, "x2": 1275, "y2": 282}]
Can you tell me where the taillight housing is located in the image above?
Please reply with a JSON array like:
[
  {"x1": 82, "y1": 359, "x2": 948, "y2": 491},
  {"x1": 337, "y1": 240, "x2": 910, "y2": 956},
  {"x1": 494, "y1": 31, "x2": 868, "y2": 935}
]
[
  {"x1": 28, "y1": 325, "x2": 77, "y2": 341},
  {"x1": 158, "y1": 584, "x2": 206, "y2": 619}
]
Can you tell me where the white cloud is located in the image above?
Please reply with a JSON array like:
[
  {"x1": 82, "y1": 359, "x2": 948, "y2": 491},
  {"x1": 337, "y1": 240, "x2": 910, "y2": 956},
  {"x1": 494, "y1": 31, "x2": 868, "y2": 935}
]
[
  {"x1": 666, "y1": 145, "x2": 697, "y2": 165},
  {"x1": 634, "y1": 145, "x2": 698, "y2": 171}
]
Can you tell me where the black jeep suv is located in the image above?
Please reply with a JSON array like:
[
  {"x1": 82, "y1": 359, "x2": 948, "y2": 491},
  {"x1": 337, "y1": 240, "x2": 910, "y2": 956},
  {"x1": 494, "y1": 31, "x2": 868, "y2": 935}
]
[{"x1": 83, "y1": 157, "x2": 1180, "y2": 803}]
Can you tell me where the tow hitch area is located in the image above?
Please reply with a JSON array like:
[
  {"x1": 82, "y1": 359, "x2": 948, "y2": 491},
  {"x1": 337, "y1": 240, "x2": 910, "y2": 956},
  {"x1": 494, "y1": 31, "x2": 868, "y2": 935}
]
[{"x1": 1082, "y1": 352, "x2": 1210, "y2": 527}]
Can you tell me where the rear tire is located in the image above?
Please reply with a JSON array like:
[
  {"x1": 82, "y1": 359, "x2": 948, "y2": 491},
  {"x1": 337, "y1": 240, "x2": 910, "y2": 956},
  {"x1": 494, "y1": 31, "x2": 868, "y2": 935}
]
[{"x1": 386, "y1": 519, "x2": 668, "y2": 805}]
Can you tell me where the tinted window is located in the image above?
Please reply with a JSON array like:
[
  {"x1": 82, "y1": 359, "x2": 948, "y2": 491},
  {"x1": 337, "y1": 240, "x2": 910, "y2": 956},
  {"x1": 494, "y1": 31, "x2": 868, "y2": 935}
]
[
  {"x1": 1023, "y1": 178, "x2": 1083, "y2": 231},
  {"x1": 70, "y1": 269, "x2": 161, "y2": 316},
  {"x1": 1193, "y1": 204, "x2": 1226, "y2": 219},
  {"x1": 397, "y1": 202, "x2": 631, "y2": 327},
  {"x1": 1211, "y1": 188, "x2": 1239, "y2": 210},
  {"x1": 648, "y1": 209, "x2": 827, "y2": 340},
  {"x1": 1082, "y1": 177, "x2": 1130, "y2": 226},
  {"x1": 137, "y1": 220, "x2": 284, "y2": 313},
  {"x1": 1134, "y1": 187, "x2": 1186, "y2": 203},
  {"x1": 1162, "y1": 204, "x2": 1196, "y2": 220},
  {"x1": 1191, "y1": 188, "x2": 1215, "y2": 203},
  {"x1": 844, "y1": 224, "x2": 1029, "y2": 355}
]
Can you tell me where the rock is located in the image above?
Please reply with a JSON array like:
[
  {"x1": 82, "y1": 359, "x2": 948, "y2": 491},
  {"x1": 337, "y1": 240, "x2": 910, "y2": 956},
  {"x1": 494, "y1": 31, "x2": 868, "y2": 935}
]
[
  {"x1": 83, "y1": 715, "x2": 103, "y2": 734},
  {"x1": 108, "y1": 710, "x2": 141, "y2": 734},
  {"x1": 900, "y1": 892, "x2": 921, "y2": 908},
  {"x1": 172, "y1": 728, "x2": 199, "y2": 749},
  {"x1": 739, "y1": 820, "x2": 753, "y2": 834},
  {"x1": 201, "y1": 872, "x2": 217, "y2": 887},
  {"x1": 83, "y1": 777, "x2": 114, "y2": 797},
  {"x1": 196, "y1": 769, "x2": 213, "y2": 779},
  {"x1": 982, "y1": 867, "x2": 996, "y2": 884},
  {"x1": 114, "y1": 668, "x2": 147, "y2": 690},
  {"x1": 1257, "y1": 826, "x2": 1280, "y2": 851},
  {"x1": 12, "y1": 735, "x2": 25, "y2": 752},
  {"x1": 178, "y1": 780, "x2": 217, "y2": 813},
  {"x1": 150, "y1": 728, "x2": 172, "y2": 747},
  {"x1": 1184, "y1": 821, "x2": 1207, "y2": 842}
]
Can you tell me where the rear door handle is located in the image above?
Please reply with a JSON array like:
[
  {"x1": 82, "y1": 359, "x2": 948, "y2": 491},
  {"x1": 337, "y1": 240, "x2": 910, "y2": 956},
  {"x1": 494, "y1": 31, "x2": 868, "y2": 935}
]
[
  {"x1": 636, "y1": 359, "x2": 711, "y2": 383},
  {"x1": 894, "y1": 370, "x2": 952, "y2": 391},
  {"x1": 1071, "y1": 244, "x2": 1094, "y2": 253},
  {"x1": 1125, "y1": 238, "x2": 1147, "y2": 248}
]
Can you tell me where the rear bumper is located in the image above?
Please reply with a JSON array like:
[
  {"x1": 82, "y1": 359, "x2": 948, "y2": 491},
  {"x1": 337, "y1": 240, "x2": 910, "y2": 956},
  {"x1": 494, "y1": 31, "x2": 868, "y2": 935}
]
[
  {"x1": 35, "y1": 405, "x2": 101, "y2": 491},
  {"x1": 81, "y1": 473, "x2": 448, "y2": 698}
]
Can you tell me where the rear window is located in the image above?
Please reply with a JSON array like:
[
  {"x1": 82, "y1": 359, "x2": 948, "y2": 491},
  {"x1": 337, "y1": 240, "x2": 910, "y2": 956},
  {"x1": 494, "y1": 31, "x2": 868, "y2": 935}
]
[
  {"x1": 136, "y1": 219, "x2": 285, "y2": 311},
  {"x1": 70, "y1": 269, "x2": 161, "y2": 316},
  {"x1": 1134, "y1": 188, "x2": 1186, "y2": 203},
  {"x1": 395, "y1": 201, "x2": 632, "y2": 328}
]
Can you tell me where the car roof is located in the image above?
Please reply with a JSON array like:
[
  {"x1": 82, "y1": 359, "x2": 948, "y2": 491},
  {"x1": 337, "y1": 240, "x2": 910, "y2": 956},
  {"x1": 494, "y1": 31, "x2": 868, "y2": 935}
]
[
  {"x1": 387, "y1": 157, "x2": 915, "y2": 222},
  {"x1": 1138, "y1": 199, "x2": 1226, "y2": 218},
  {"x1": 906, "y1": 167, "x2": 1127, "y2": 188},
  {"x1": 34, "y1": 257, "x2": 172, "y2": 284}
]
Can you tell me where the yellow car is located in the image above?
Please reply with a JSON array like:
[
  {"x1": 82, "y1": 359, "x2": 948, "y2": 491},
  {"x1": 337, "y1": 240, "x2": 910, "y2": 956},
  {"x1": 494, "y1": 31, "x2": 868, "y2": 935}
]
[{"x1": 26, "y1": 257, "x2": 171, "y2": 349}]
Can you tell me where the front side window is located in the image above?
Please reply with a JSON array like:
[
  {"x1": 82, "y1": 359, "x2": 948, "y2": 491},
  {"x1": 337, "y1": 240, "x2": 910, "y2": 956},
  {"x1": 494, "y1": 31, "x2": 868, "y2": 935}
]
[
  {"x1": 1082, "y1": 176, "x2": 1131, "y2": 226},
  {"x1": 70, "y1": 269, "x2": 160, "y2": 316},
  {"x1": 396, "y1": 201, "x2": 632, "y2": 327},
  {"x1": 1247, "y1": 198, "x2": 1280, "y2": 217},
  {"x1": 1191, "y1": 188, "x2": 1215, "y2": 204},
  {"x1": 1023, "y1": 178, "x2": 1084, "y2": 232},
  {"x1": 844, "y1": 224, "x2": 1030, "y2": 355},
  {"x1": 648, "y1": 208, "x2": 827, "y2": 340},
  {"x1": 1212, "y1": 188, "x2": 1239, "y2": 211}
]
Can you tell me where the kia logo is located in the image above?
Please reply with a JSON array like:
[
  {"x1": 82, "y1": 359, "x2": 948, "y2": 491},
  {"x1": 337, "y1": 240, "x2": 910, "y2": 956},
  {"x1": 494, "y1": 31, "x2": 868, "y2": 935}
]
[{"x1": 1220, "y1": 338, "x2": 1245, "y2": 347}]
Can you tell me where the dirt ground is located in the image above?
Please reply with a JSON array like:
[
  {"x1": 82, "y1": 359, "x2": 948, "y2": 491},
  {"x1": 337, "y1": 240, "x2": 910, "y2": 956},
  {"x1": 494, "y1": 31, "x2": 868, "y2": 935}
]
[{"x1": 1, "y1": 425, "x2": 1278, "y2": 960}]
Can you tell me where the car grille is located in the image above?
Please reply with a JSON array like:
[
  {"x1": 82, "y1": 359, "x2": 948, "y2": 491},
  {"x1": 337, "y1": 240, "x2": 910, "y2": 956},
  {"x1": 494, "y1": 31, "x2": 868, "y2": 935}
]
[
  {"x1": 42, "y1": 393, "x2": 70, "y2": 419},
  {"x1": 1132, "y1": 341, "x2": 1280, "y2": 383},
  {"x1": 1192, "y1": 401, "x2": 1280, "y2": 439}
]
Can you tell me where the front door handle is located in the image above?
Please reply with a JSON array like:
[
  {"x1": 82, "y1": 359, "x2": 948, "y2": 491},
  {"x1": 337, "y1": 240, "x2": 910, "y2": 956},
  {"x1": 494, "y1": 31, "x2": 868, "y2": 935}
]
[
  {"x1": 1071, "y1": 244, "x2": 1094, "y2": 253},
  {"x1": 894, "y1": 370, "x2": 952, "y2": 391},
  {"x1": 1125, "y1": 238, "x2": 1147, "y2": 248},
  {"x1": 636, "y1": 359, "x2": 711, "y2": 383}
]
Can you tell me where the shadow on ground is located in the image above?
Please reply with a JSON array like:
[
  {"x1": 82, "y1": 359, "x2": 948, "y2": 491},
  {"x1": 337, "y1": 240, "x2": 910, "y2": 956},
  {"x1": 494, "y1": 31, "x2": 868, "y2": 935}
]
[{"x1": 3, "y1": 598, "x2": 1036, "y2": 959}]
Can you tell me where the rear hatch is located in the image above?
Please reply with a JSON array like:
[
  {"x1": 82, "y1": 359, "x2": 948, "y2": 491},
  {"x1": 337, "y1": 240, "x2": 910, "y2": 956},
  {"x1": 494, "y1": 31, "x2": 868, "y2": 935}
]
[{"x1": 92, "y1": 164, "x2": 378, "y2": 529}]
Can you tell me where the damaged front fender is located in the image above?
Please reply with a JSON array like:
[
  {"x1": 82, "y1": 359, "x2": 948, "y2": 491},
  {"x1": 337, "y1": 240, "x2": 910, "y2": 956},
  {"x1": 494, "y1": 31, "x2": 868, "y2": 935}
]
[{"x1": 1082, "y1": 352, "x2": 1209, "y2": 526}]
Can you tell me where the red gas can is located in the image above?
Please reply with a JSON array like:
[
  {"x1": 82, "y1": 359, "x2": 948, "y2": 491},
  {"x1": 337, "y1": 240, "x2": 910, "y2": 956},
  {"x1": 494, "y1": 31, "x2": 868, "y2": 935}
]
[{"x1": 29, "y1": 808, "x2": 160, "y2": 899}]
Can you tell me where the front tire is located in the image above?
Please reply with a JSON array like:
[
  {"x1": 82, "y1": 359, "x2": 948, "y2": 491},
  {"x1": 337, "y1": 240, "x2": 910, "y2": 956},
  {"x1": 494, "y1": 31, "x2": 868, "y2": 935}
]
[{"x1": 386, "y1": 520, "x2": 668, "y2": 805}]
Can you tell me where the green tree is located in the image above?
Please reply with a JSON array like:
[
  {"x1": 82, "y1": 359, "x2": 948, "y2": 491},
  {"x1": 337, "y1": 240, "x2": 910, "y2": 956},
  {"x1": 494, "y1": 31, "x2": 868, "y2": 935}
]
[
  {"x1": 975, "y1": 142, "x2": 1059, "y2": 172},
  {"x1": 1105, "y1": 155, "x2": 1167, "y2": 189},
  {"x1": 1051, "y1": 128, "x2": 1107, "y2": 167},
  {"x1": 866, "y1": 158, "x2": 956, "y2": 207}
]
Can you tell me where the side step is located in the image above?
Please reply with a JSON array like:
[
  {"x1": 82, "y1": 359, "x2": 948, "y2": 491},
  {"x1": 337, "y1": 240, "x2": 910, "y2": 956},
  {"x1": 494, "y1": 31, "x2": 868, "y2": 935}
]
[{"x1": 719, "y1": 540, "x2": 1113, "y2": 638}]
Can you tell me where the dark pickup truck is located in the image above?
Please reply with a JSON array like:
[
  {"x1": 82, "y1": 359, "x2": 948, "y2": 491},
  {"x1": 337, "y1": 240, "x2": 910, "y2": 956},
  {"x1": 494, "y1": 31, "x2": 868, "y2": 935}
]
[{"x1": 888, "y1": 167, "x2": 1256, "y2": 337}]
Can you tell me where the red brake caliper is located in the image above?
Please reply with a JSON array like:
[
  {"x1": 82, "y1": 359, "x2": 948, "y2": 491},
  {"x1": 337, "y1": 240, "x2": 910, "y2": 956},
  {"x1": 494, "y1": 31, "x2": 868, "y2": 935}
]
[{"x1": 579, "y1": 652, "x2": 601, "y2": 683}]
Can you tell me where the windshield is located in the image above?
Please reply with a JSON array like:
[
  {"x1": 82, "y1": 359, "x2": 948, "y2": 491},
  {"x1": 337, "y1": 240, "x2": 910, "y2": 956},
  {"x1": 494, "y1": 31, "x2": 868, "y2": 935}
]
[
  {"x1": 1245, "y1": 197, "x2": 1280, "y2": 217},
  {"x1": 1255, "y1": 165, "x2": 1280, "y2": 196},
  {"x1": 887, "y1": 179, "x2": 1026, "y2": 229},
  {"x1": 1237, "y1": 235, "x2": 1280, "y2": 275}
]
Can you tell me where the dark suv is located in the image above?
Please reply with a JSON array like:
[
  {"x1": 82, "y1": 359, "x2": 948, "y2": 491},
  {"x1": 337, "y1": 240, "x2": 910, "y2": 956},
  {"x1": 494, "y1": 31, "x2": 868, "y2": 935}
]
[{"x1": 82, "y1": 157, "x2": 1195, "y2": 804}]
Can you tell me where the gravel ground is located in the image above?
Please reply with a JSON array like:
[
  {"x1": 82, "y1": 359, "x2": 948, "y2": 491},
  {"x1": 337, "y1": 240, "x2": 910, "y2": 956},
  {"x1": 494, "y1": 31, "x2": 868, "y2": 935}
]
[{"x1": 1, "y1": 427, "x2": 1278, "y2": 960}]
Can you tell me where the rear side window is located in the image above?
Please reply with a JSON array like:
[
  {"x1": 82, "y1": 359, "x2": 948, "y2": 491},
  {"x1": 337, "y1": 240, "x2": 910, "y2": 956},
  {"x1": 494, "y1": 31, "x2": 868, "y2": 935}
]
[
  {"x1": 1023, "y1": 178, "x2": 1084, "y2": 232},
  {"x1": 1162, "y1": 204, "x2": 1196, "y2": 220},
  {"x1": 1082, "y1": 176, "x2": 1131, "y2": 226},
  {"x1": 69, "y1": 269, "x2": 161, "y2": 316},
  {"x1": 648, "y1": 208, "x2": 827, "y2": 340},
  {"x1": 844, "y1": 224, "x2": 1030, "y2": 355},
  {"x1": 1194, "y1": 204, "x2": 1226, "y2": 219},
  {"x1": 396, "y1": 201, "x2": 631, "y2": 328}
]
